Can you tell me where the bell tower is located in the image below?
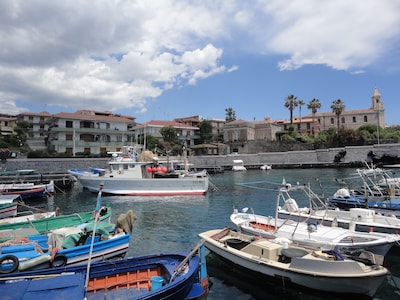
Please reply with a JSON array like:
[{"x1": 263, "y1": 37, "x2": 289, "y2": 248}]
[
  {"x1": 371, "y1": 87, "x2": 385, "y2": 128},
  {"x1": 371, "y1": 87, "x2": 384, "y2": 111}
]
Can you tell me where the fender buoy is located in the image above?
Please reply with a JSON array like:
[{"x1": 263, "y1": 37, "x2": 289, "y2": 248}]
[
  {"x1": 51, "y1": 254, "x2": 67, "y2": 268},
  {"x1": 0, "y1": 255, "x2": 19, "y2": 274}
]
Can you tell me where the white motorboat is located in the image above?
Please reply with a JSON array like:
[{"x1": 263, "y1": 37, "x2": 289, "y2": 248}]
[
  {"x1": 230, "y1": 185, "x2": 400, "y2": 257},
  {"x1": 276, "y1": 184, "x2": 400, "y2": 234},
  {"x1": 260, "y1": 164, "x2": 272, "y2": 170},
  {"x1": 199, "y1": 228, "x2": 388, "y2": 297},
  {"x1": 232, "y1": 160, "x2": 246, "y2": 171},
  {"x1": 77, "y1": 147, "x2": 209, "y2": 196}
]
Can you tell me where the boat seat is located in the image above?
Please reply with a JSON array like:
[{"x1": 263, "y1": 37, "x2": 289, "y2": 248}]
[
  {"x1": 281, "y1": 248, "x2": 308, "y2": 258},
  {"x1": 279, "y1": 248, "x2": 309, "y2": 263}
]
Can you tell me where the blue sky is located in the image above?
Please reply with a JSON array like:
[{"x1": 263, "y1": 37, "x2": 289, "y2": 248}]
[{"x1": 1, "y1": 1, "x2": 400, "y2": 125}]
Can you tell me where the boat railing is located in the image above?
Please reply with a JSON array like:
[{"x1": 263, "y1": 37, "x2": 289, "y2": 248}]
[{"x1": 169, "y1": 239, "x2": 205, "y2": 283}]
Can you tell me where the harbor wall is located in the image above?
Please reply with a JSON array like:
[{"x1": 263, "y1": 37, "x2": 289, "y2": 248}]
[{"x1": 2, "y1": 143, "x2": 400, "y2": 173}]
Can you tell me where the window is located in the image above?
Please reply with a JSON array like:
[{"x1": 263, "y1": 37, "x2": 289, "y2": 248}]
[
  {"x1": 66, "y1": 134, "x2": 73, "y2": 141},
  {"x1": 330, "y1": 118, "x2": 334, "y2": 124},
  {"x1": 66, "y1": 120, "x2": 73, "y2": 128},
  {"x1": 364, "y1": 116, "x2": 368, "y2": 122},
  {"x1": 352, "y1": 116, "x2": 356, "y2": 123},
  {"x1": 341, "y1": 117, "x2": 345, "y2": 124}
]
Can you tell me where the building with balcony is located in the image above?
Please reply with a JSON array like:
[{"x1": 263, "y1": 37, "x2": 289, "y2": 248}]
[
  {"x1": 46, "y1": 110, "x2": 136, "y2": 155},
  {"x1": 131, "y1": 120, "x2": 200, "y2": 148},
  {"x1": 17, "y1": 111, "x2": 52, "y2": 150},
  {"x1": 0, "y1": 114, "x2": 17, "y2": 137}
]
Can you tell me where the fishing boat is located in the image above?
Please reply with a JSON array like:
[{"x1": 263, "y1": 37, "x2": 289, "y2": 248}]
[
  {"x1": 328, "y1": 164, "x2": 400, "y2": 212},
  {"x1": 0, "y1": 242, "x2": 209, "y2": 300},
  {"x1": 0, "y1": 205, "x2": 112, "y2": 243},
  {"x1": 0, "y1": 194, "x2": 21, "y2": 219},
  {"x1": 0, "y1": 209, "x2": 135, "y2": 274},
  {"x1": 68, "y1": 167, "x2": 105, "y2": 180},
  {"x1": 199, "y1": 228, "x2": 388, "y2": 297},
  {"x1": 276, "y1": 184, "x2": 400, "y2": 234},
  {"x1": 231, "y1": 184, "x2": 400, "y2": 257},
  {"x1": 77, "y1": 147, "x2": 209, "y2": 196},
  {"x1": 0, "y1": 181, "x2": 54, "y2": 201}
]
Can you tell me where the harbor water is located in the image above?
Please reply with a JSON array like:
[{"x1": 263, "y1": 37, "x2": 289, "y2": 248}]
[{"x1": 42, "y1": 167, "x2": 400, "y2": 299}]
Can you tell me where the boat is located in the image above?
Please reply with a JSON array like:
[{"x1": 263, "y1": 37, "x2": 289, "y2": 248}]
[
  {"x1": 328, "y1": 187, "x2": 400, "y2": 212},
  {"x1": 230, "y1": 184, "x2": 400, "y2": 256},
  {"x1": 199, "y1": 228, "x2": 388, "y2": 297},
  {"x1": 0, "y1": 242, "x2": 209, "y2": 300},
  {"x1": 0, "y1": 209, "x2": 136, "y2": 274},
  {"x1": 0, "y1": 205, "x2": 112, "y2": 243},
  {"x1": 276, "y1": 184, "x2": 400, "y2": 234},
  {"x1": 77, "y1": 147, "x2": 209, "y2": 196},
  {"x1": 232, "y1": 160, "x2": 246, "y2": 171},
  {"x1": 68, "y1": 167, "x2": 105, "y2": 179},
  {"x1": 328, "y1": 164, "x2": 400, "y2": 211},
  {"x1": 0, "y1": 181, "x2": 54, "y2": 201},
  {"x1": 260, "y1": 164, "x2": 272, "y2": 170},
  {"x1": 0, "y1": 194, "x2": 21, "y2": 219}
]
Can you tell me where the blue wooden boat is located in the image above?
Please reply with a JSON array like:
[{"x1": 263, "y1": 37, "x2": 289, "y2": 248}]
[{"x1": 0, "y1": 242, "x2": 209, "y2": 300}]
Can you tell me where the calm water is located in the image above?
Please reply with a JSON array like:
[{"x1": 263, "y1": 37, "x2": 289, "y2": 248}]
[{"x1": 41, "y1": 168, "x2": 400, "y2": 299}]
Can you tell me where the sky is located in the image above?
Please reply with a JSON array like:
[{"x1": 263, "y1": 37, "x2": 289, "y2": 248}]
[{"x1": 1, "y1": 1, "x2": 400, "y2": 126}]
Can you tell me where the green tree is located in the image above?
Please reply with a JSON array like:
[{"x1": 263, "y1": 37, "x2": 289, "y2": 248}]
[
  {"x1": 284, "y1": 94, "x2": 298, "y2": 125},
  {"x1": 330, "y1": 99, "x2": 345, "y2": 132},
  {"x1": 307, "y1": 98, "x2": 321, "y2": 136},
  {"x1": 160, "y1": 126, "x2": 178, "y2": 143},
  {"x1": 225, "y1": 107, "x2": 236, "y2": 122},
  {"x1": 199, "y1": 120, "x2": 213, "y2": 144}
]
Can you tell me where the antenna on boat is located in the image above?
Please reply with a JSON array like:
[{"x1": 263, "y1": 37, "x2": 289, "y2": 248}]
[{"x1": 84, "y1": 184, "x2": 104, "y2": 295}]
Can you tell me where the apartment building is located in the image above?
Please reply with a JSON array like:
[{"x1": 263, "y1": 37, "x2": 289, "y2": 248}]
[
  {"x1": 46, "y1": 110, "x2": 136, "y2": 155},
  {"x1": 131, "y1": 120, "x2": 199, "y2": 147},
  {"x1": 0, "y1": 114, "x2": 17, "y2": 137}
]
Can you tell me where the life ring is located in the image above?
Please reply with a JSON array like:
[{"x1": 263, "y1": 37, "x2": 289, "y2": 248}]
[
  {"x1": 0, "y1": 255, "x2": 19, "y2": 274},
  {"x1": 51, "y1": 254, "x2": 67, "y2": 268}
]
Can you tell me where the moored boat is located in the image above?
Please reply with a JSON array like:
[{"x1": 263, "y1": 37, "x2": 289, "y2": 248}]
[
  {"x1": 0, "y1": 194, "x2": 21, "y2": 219},
  {"x1": 0, "y1": 242, "x2": 209, "y2": 300},
  {"x1": 199, "y1": 228, "x2": 388, "y2": 297},
  {"x1": 0, "y1": 181, "x2": 54, "y2": 200},
  {"x1": 0, "y1": 205, "x2": 112, "y2": 243},
  {"x1": 77, "y1": 147, "x2": 209, "y2": 196},
  {"x1": 231, "y1": 183, "x2": 400, "y2": 257},
  {"x1": 0, "y1": 209, "x2": 136, "y2": 273},
  {"x1": 276, "y1": 184, "x2": 400, "y2": 234}
]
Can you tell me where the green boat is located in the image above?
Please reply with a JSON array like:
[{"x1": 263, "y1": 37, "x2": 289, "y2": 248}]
[{"x1": 0, "y1": 205, "x2": 112, "y2": 243}]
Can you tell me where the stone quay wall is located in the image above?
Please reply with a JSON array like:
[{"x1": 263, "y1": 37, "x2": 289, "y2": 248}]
[{"x1": 2, "y1": 143, "x2": 400, "y2": 173}]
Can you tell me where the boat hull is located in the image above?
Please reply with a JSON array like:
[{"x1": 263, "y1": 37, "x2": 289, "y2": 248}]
[
  {"x1": 0, "y1": 204, "x2": 17, "y2": 219},
  {"x1": 200, "y1": 229, "x2": 387, "y2": 297},
  {"x1": 0, "y1": 252, "x2": 206, "y2": 300},
  {"x1": 79, "y1": 177, "x2": 209, "y2": 196}
]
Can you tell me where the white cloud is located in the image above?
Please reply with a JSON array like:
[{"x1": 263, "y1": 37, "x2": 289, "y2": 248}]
[
  {"x1": 258, "y1": 0, "x2": 400, "y2": 71},
  {"x1": 0, "y1": 0, "x2": 399, "y2": 116}
]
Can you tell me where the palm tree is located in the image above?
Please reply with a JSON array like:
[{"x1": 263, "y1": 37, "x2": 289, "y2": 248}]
[
  {"x1": 298, "y1": 100, "x2": 305, "y2": 131},
  {"x1": 225, "y1": 107, "x2": 236, "y2": 122},
  {"x1": 330, "y1": 99, "x2": 345, "y2": 132},
  {"x1": 307, "y1": 98, "x2": 321, "y2": 136},
  {"x1": 284, "y1": 95, "x2": 298, "y2": 126}
]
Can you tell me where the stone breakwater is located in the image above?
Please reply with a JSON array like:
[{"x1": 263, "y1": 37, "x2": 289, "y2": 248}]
[{"x1": 2, "y1": 143, "x2": 400, "y2": 173}]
